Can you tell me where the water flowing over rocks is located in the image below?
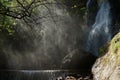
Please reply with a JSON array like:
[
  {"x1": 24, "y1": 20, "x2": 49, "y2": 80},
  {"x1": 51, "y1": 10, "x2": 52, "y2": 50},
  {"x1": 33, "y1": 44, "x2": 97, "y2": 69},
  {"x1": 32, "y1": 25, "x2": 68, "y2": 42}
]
[{"x1": 92, "y1": 32, "x2": 120, "y2": 80}]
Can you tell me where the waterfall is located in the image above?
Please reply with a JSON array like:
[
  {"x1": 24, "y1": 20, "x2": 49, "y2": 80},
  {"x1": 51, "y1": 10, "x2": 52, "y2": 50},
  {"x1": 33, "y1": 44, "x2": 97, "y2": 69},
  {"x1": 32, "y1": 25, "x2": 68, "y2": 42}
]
[{"x1": 86, "y1": 0, "x2": 112, "y2": 56}]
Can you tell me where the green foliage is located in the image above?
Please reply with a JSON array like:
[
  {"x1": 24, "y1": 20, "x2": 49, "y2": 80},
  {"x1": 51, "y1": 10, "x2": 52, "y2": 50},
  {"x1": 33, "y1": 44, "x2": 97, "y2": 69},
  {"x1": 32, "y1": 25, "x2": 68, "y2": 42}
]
[
  {"x1": 61, "y1": 0, "x2": 87, "y2": 17},
  {"x1": 0, "y1": 15, "x2": 16, "y2": 35},
  {"x1": 0, "y1": 16, "x2": 15, "y2": 48},
  {"x1": 0, "y1": 0, "x2": 33, "y2": 7},
  {"x1": 0, "y1": 0, "x2": 42, "y2": 35},
  {"x1": 0, "y1": 15, "x2": 16, "y2": 50},
  {"x1": 0, "y1": 0, "x2": 45, "y2": 19}
]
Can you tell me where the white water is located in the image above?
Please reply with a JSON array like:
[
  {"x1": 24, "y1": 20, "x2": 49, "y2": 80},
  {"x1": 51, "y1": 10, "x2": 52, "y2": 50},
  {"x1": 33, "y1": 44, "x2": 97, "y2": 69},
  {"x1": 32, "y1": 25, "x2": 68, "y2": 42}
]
[{"x1": 86, "y1": 0, "x2": 112, "y2": 56}]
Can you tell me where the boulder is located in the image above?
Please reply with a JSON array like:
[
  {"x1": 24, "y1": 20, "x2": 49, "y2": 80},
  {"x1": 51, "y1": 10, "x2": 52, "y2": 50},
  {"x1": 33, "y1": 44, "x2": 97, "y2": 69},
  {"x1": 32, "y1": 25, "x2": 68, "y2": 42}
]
[{"x1": 92, "y1": 32, "x2": 120, "y2": 80}]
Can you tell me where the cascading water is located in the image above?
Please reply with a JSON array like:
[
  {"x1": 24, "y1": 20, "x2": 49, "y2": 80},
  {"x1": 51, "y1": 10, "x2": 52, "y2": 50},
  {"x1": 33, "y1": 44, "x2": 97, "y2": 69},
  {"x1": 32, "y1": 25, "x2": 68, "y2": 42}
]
[{"x1": 86, "y1": 0, "x2": 112, "y2": 56}]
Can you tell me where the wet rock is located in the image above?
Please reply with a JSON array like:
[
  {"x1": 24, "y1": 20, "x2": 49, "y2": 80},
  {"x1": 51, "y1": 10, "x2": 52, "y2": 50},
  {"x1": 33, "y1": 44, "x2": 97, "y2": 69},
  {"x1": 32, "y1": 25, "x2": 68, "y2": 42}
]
[
  {"x1": 77, "y1": 77, "x2": 83, "y2": 80},
  {"x1": 65, "y1": 76, "x2": 77, "y2": 80},
  {"x1": 84, "y1": 76, "x2": 90, "y2": 80},
  {"x1": 57, "y1": 76, "x2": 64, "y2": 80},
  {"x1": 56, "y1": 75, "x2": 93, "y2": 80},
  {"x1": 92, "y1": 32, "x2": 120, "y2": 80}
]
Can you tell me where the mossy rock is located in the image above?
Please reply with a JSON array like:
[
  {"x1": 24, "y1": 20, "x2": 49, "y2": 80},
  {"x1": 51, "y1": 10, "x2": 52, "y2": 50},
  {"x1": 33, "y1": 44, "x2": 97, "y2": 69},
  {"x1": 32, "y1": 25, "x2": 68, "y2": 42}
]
[
  {"x1": 92, "y1": 32, "x2": 120, "y2": 80},
  {"x1": 110, "y1": 32, "x2": 120, "y2": 54}
]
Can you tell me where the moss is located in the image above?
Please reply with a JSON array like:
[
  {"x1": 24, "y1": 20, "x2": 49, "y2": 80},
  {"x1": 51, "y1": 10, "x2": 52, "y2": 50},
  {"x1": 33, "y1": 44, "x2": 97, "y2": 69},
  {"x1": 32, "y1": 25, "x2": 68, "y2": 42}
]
[
  {"x1": 110, "y1": 33, "x2": 120, "y2": 54},
  {"x1": 99, "y1": 42, "x2": 110, "y2": 57}
]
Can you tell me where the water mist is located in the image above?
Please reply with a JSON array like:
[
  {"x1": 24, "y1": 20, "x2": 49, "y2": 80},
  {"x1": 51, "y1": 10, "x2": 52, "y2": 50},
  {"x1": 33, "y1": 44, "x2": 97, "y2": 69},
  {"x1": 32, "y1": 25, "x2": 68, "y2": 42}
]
[
  {"x1": 0, "y1": 0, "x2": 99, "y2": 80},
  {"x1": 2, "y1": 0, "x2": 83, "y2": 70}
]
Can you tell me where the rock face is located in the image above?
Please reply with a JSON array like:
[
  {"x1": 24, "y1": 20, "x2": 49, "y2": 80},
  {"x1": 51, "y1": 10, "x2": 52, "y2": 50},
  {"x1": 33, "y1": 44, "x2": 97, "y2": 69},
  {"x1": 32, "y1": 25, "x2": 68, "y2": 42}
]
[{"x1": 92, "y1": 32, "x2": 120, "y2": 80}]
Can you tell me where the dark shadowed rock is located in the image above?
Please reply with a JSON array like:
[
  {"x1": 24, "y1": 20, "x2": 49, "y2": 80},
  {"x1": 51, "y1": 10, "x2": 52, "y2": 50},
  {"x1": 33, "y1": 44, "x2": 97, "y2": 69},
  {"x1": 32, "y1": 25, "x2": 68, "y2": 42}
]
[{"x1": 61, "y1": 49, "x2": 97, "y2": 70}]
